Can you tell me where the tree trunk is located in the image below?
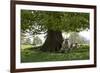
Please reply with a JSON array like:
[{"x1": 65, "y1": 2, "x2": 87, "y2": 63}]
[{"x1": 40, "y1": 29, "x2": 63, "y2": 52}]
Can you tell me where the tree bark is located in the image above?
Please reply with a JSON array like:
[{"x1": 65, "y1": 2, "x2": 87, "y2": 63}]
[{"x1": 40, "y1": 29, "x2": 63, "y2": 52}]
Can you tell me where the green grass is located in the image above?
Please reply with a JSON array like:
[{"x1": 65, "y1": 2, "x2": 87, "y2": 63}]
[
  {"x1": 21, "y1": 45, "x2": 33, "y2": 49},
  {"x1": 21, "y1": 45, "x2": 89, "y2": 63}
]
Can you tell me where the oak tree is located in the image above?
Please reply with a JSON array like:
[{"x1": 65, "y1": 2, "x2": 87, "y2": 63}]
[{"x1": 21, "y1": 10, "x2": 89, "y2": 52}]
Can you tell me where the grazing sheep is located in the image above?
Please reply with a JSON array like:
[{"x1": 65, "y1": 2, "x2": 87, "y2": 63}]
[
  {"x1": 60, "y1": 39, "x2": 79, "y2": 53},
  {"x1": 60, "y1": 39, "x2": 71, "y2": 53}
]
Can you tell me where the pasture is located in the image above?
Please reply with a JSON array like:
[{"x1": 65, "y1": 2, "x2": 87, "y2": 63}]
[{"x1": 21, "y1": 45, "x2": 89, "y2": 62}]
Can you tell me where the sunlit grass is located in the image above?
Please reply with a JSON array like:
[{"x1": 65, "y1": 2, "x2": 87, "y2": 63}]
[{"x1": 21, "y1": 45, "x2": 33, "y2": 49}]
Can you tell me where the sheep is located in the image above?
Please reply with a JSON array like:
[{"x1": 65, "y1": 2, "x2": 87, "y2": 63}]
[
  {"x1": 60, "y1": 39, "x2": 79, "y2": 53},
  {"x1": 60, "y1": 39, "x2": 71, "y2": 53}
]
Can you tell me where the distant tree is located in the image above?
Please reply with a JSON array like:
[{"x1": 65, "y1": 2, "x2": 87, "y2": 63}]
[
  {"x1": 21, "y1": 32, "x2": 26, "y2": 44},
  {"x1": 24, "y1": 38, "x2": 31, "y2": 45},
  {"x1": 69, "y1": 32, "x2": 89, "y2": 44},
  {"x1": 33, "y1": 36, "x2": 42, "y2": 46}
]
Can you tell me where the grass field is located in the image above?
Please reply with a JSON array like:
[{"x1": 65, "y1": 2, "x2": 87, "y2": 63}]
[{"x1": 21, "y1": 45, "x2": 89, "y2": 63}]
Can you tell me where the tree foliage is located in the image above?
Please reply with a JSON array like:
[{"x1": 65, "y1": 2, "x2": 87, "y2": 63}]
[{"x1": 21, "y1": 10, "x2": 89, "y2": 34}]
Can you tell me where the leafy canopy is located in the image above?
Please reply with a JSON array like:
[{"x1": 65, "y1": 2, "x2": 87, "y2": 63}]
[{"x1": 21, "y1": 10, "x2": 89, "y2": 34}]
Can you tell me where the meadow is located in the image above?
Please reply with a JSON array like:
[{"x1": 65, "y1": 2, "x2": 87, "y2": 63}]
[{"x1": 21, "y1": 45, "x2": 89, "y2": 62}]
